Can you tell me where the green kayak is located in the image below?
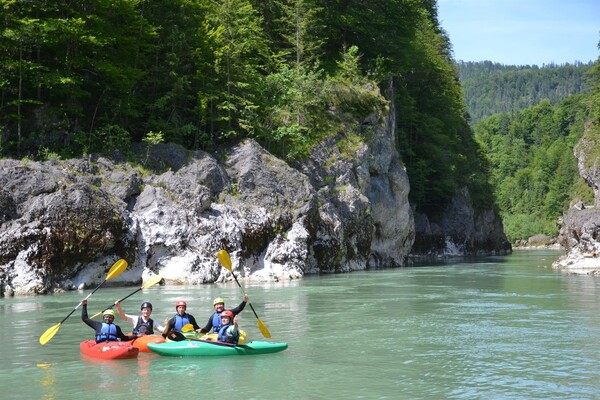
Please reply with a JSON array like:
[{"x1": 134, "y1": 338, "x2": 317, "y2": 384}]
[{"x1": 147, "y1": 339, "x2": 288, "y2": 357}]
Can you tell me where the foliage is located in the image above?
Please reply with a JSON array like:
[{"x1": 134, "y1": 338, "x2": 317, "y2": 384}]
[
  {"x1": 457, "y1": 61, "x2": 593, "y2": 125},
  {"x1": 475, "y1": 94, "x2": 593, "y2": 241},
  {"x1": 0, "y1": 0, "x2": 503, "y2": 220}
]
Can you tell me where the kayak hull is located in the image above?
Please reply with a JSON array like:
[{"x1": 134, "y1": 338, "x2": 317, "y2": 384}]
[
  {"x1": 80, "y1": 340, "x2": 139, "y2": 360},
  {"x1": 147, "y1": 340, "x2": 287, "y2": 357},
  {"x1": 131, "y1": 335, "x2": 166, "y2": 352}
]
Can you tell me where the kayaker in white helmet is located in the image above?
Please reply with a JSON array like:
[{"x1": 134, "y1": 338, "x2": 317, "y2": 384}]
[
  {"x1": 115, "y1": 300, "x2": 164, "y2": 335},
  {"x1": 81, "y1": 299, "x2": 137, "y2": 343},
  {"x1": 199, "y1": 294, "x2": 248, "y2": 334}
]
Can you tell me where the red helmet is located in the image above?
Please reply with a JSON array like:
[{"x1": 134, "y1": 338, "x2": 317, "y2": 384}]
[
  {"x1": 175, "y1": 300, "x2": 187, "y2": 310},
  {"x1": 221, "y1": 310, "x2": 234, "y2": 319}
]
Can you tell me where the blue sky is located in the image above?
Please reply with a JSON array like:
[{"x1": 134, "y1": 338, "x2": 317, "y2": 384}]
[{"x1": 437, "y1": 0, "x2": 600, "y2": 66}]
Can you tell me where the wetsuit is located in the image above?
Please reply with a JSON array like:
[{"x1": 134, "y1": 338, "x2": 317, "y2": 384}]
[
  {"x1": 199, "y1": 300, "x2": 247, "y2": 333},
  {"x1": 163, "y1": 313, "x2": 201, "y2": 337},
  {"x1": 81, "y1": 304, "x2": 136, "y2": 343}
]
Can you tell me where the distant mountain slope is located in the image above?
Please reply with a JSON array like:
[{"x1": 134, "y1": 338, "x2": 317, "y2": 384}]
[{"x1": 457, "y1": 61, "x2": 593, "y2": 125}]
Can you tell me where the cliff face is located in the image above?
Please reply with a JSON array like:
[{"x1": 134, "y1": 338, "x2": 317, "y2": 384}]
[
  {"x1": 0, "y1": 98, "x2": 418, "y2": 296},
  {"x1": 0, "y1": 93, "x2": 514, "y2": 296},
  {"x1": 410, "y1": 187, "x2": 511, "y2": 261},
  {"x1": 553, "y1": 128, "x2": 600, "y2": 275}
]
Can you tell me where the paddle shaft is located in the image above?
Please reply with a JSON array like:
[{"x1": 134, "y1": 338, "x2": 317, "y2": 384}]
[
  {"x1": 98, "y1": 286, "x2": 143, "y2": 313},
  {"x1": 168, "y1": 331, "x2": 252, "y2": 349},
  {"x1": 217, "y1": 249, "x2": 271, "y2": 338},
  {"x1": 229, "y1": 271, "x2": 261, "y2": 321},
  {"x1": 58, "y1": 280, "x2": 107, "y2": 324},
  {"x1": 40, "y1": 259, "x2": 128, "y2": 345}
]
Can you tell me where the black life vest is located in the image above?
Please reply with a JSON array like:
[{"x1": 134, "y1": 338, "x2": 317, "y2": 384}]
[{"x1": 133, "y1": 316, "x2": 154, "y2": 335}]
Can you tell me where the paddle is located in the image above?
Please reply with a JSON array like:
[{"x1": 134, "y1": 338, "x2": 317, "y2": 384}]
[
  {"x1": 89, "y1": 274, "x2": 163, "y2": 319},
  {"x1": 217, "y1": 249, "x2": 271, "y2": 338},
  {"x1": 39, "y1": 259, "x2": 128, "y2": 345},
  {"x1": 167, "y1": 330, "x2": 253, "y2": 349}
]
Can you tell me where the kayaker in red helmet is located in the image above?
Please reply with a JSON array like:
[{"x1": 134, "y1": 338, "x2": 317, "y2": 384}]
[
  {"x1": 199, "y1": 294, "x2": 248, "y2": 334},
  {"x1": 115, "y1": 300, "x2": 164, "y2": 335},
  {"x1": 81, "y1": 299, "x2": 137, "y2": 343},
  {"x1": 162, "y1": 300, "x2": 202, "y2": 338},
  {"x1": 217, "y1": 310, "x2": 241, "y2": 344}
]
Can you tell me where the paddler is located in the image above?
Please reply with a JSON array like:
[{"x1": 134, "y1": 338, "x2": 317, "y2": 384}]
[
  {"x1": 115, "y1": 300, "x2": 164, "y2": 335},
  {"x1": 199, "y1": 295, "x2": 248, "y2": 334},
  {"x1": 217, "y1": 310, "x2": 240, "y2": 344},
  {"x1": 162, "y1": 300, "x2": 202, "y2": 337},
  {"x1": 81, "y1": 299, "x2": 137, "y2": 343}
]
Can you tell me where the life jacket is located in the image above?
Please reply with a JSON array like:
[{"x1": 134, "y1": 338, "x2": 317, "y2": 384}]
[
  {"x1": 211, "y1": 312, "x2": 222, "y2": 332},
  {"x1": 174, "y1": 314, "x2": 191, "y2": 331},
  {"x1": 217, "y1": 323, "x2": 239, "y2": 344},
  {"x1": 96, "y1": 323, "x2": 118, "y2": 342},
  {"x1": 133, "y1": 316, "x2": 154, "y2": 335}
]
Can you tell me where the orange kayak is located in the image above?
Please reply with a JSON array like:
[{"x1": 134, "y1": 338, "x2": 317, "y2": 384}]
[
  {"x1": 80, "y1": 340, "x2": 139, "y2": 360},
  {"x1": 131, "y1": 335, "x2": 165, "y2": 352}
]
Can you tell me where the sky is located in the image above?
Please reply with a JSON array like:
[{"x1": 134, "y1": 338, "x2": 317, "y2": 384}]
[{"x1": 437, "y1": 0, "x2": 600, "y2": 66}]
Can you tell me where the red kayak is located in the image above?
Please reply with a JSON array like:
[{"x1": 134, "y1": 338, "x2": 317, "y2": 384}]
[
  {"x1": 80, "y1": 340, "x2": 139, "y2": 360},
  {"x1": 131, "y1": 335, "x2": 165, "y2": 352}
]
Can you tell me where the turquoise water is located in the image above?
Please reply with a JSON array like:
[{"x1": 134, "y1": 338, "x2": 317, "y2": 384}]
[{"x1": 1, "y1": 250, "x2": 599, "y2": 399}]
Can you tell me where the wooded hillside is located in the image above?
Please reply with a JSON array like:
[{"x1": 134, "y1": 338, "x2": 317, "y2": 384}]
[
  {"x1": 458, "y1": 61, "x2": 593, "y2": 125},
  {"x1": 473, "y1": 61, "x2": 600, "y2": 242},
  {"x1": 0, "y1": 1, "x2": 492, "y2": 217}
]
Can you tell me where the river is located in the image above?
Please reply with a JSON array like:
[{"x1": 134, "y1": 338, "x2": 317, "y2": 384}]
[{"x1": 1, "y1": 250, "x2": 599, "y2": 399}]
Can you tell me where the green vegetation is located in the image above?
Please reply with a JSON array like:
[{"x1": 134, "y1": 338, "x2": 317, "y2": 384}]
[
  {"x1": 475, "y1": 92, "x2": 596, "y2": 242},
  {"x1": 458, "y1": 61, "x2": 593, "y2": 125},
  {"x1": 0, "y1": 1, "x2": 507, "y2": 218}
]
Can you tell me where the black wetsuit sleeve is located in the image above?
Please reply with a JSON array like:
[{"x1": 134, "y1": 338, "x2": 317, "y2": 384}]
[
  {"x1": 116, "y1": 326, "x2": 136, "y2": 341},
  {"x1": 81, "y1": 304, "x2": 102, "y2": 331},
  {"x1": 230, "y1": 301, "x2": 247, "y2": 315},
  {"x1": 200, "y1": 315, "x2": 214, "y2": 333},
  {"x1": 188, "y1": 314, "x2": 201, "y2": 330}
]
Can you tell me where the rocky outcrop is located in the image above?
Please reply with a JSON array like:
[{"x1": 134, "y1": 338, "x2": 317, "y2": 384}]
[
  {"x1": 0, "y1": 94, "x2": 417, "y2": 296},
  {"x1": 553, "y1": 127, "x2": 600, "y2": 275},
  {"x1": 410, "y1": 187, "x2": 511, "y2": 261}
]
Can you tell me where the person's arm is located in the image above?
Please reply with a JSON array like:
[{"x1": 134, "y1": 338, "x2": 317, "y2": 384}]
[
  {"x1": 153, "y1": 320, "x2": 165, "y2": 333},
  {"x1": 189, "y1": 315, "x2": 202, "y2": 332},
  {"x1": 232, "y1": 314, "x2": 239, "y2": 334},
  {"x1": 114, "y1": 301, "x2": 131, "y2": 322},
  {"x1": 230, "y1": 295, "x2": 248, "y2": 315},
  {"x1": 81, "y1": 300, "x2": 101, "y2": 331},
  {"x1": 199, "y1": 315, "x2": 213, "y2": 334},
  {"x1": 162, "y1": 317, "x2": 174, "y2": 338},
  {"x1": 116, "y1": 325, "x2": 137, "y2": 342}
]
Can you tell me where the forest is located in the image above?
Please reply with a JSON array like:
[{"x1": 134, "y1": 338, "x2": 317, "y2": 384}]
[
  {"x1": 0, "y1": 0, "x2": 491, "y2": 219},
  {"x1": 2, "y1": 1, "x2": 599, "y2": 242},
  {"x1": 458, "y1": 61, "x2": 594, "y2": 126},
  {"x1": 471, "y1": 61, "x2": 600, "y2": 242}
]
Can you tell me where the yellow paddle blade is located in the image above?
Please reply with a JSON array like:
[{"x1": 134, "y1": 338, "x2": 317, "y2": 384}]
[
  {"x1": 217, "y1": 250, "x2": 233, "y2": 272},
  {"x1": 106, "y1": 259, "x2": 128, "y2": 280},
  {"x1": 181, "y1": 323, "x2": 195, "y2": 332},
  {"x1": 258, "y1": 319, "x2": 271, "y2": 338},
  {"x1": 142, "y1": 274, "x2": 163, "y2": 289},
  {"x1": 39, "y1": 323, "x2": 61, "y2": 345}
]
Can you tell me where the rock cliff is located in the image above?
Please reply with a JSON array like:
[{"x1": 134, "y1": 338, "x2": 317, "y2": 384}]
[
  {"x1": 0, "y1": 91, "x2": 514, "y2": 296},
  {"x1": 0, "y1": 97, "x2": 419, "y2": 296},
  {"x1": 553, "y1": 128, "x2": 600, "y2": 275}
]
